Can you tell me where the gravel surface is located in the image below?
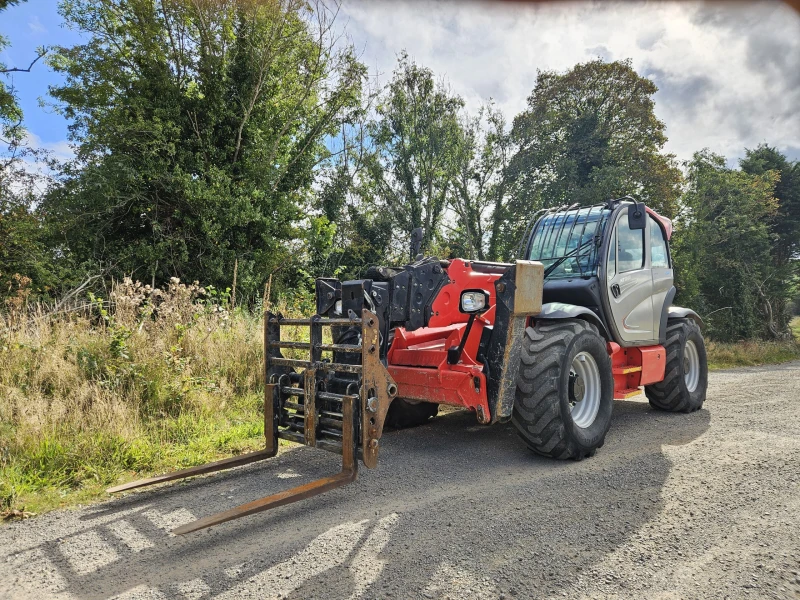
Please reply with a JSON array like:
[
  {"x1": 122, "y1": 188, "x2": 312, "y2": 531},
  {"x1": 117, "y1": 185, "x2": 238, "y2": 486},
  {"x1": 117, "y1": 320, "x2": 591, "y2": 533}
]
[{"x1": 1, "y1": 361, "x2": 799, "y2": 600}]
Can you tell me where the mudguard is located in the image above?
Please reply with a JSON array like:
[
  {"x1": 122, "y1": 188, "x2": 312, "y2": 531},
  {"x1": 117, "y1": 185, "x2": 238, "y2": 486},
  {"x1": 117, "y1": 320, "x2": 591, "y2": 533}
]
[
  {"x1": 538, "y1": 302, "x2": 611, "y2": 340},
  {"x1": 657, "y1": 287, "x2": 677, "y2": 345},
  {"x1": 668, "y1": 306, "x2": 704, "y2": 328}
]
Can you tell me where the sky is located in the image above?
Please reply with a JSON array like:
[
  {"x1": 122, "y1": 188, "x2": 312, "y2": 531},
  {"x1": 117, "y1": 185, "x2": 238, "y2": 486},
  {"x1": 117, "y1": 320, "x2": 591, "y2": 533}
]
[
  {"x1": 2, "y1": 0, "x2": 799, "y2": 166},
  {"x1": 0, "y1": 0, "x2": 83, "y2": 162}
]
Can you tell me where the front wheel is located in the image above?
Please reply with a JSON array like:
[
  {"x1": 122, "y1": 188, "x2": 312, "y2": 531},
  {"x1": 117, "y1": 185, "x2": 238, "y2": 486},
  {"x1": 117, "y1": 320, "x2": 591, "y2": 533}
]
[
  {"x1": 512, "y1": 319, "x2": 614, "y2": 460},
  {"x1": 645, "y1": 319, "x2": 707, "y2": 412}
]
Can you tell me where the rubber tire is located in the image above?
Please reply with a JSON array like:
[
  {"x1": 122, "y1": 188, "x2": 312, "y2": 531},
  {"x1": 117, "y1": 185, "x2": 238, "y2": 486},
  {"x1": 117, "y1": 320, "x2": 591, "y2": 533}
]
[
  {"x1": 384, "y1": 399, "x2": 439, "y2": 429},
  {"x1": 512, "y1": 319, "x2": 614, "y2": 460},
  {"x1": 645, "y1": 319, "x2": 707, "y2": 413}
]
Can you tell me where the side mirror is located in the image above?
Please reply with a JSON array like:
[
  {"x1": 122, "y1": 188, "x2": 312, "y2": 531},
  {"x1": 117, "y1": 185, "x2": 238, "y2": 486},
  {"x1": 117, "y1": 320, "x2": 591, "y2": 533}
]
[{"x1": 628, "y1": 201, "x2": 646, "y2": 230}]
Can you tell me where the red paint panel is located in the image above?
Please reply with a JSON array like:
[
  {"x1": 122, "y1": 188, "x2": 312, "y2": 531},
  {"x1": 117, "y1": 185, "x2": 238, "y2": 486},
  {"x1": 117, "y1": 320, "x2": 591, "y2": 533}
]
[
  {"x1": 646, "y1": 206, "x2": 673, "y2": 240},
  {"x1": 607, "y1": 342, "x2": 667, "y2": 397},
  {"x1": 639, "y1": 345, "x2": 666, "y2": 385},
  {"x1": 392, "y1": 348, "x2": 447, "y2": 368},
  {"x1": 388, "y1": 365, "x2": 489, "y2": 422},
  {"x1": 389, "y1": 325, "x2": 462, "y2": 367},
  {"x1": 429, "y1": 259, "x2": 501, "y2": 328},
  {"x1": 384, "y1": 259, "x2": 503, "y2": 421}
]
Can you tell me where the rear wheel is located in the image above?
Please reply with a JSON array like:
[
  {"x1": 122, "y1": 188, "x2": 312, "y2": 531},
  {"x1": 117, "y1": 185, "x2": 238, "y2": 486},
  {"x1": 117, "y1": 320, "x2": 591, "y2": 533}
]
[
  {"x1": 512, "y1": 319, "x2": 614, "y2": 460},
  {"x1": 645, "y1": 319, "x2": 707, "y2": 412}
]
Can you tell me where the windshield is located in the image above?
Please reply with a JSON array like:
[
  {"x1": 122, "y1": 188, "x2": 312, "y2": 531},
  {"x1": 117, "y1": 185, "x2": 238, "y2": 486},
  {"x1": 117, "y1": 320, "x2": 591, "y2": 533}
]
[{"x1": 527, "y1": 205, "x2": 610, "y2": 278}]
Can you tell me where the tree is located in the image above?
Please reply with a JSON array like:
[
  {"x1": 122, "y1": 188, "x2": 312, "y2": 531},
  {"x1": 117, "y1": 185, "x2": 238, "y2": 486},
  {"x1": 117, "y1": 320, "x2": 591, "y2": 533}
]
[
  {"x1": 364, "y1": 52, "x2": 465, "y2": 257},
  {"x1": 1, "y1": 0, "x2": 44, "y2": 151},
  {"x1": 444, "y1": 103, "x2": 513, "y2": 261},
  {"x1": 739, "y1": 144, "x2": 800, "y2": 336},
  {"x1": 673, "y1": 150, "x2": 780, "y2": 341},
  {"x1": 1, "y1": 0, "x2": 53, "y2": 299},
  {"x1": 740, "y1": 145, "x2": 800, "y2": 264},
  {"x1": 508, "y1": 59, "x2": 682, "y2": 232},
  {"x1": 0, "y1": 143, "x2": 55, "y2": 298},
  {"x1": 43, "y1": 0, "x2": 365, "y2": 300},
  {"x1": 310, "y1": 96, "x2": 397, "y2": 279}
]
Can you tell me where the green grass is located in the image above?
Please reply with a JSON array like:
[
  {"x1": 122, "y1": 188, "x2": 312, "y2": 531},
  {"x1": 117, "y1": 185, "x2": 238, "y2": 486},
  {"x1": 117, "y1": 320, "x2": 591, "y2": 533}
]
[{"x1": 1, "y1": 396, "x2": 268, "y2": 515}]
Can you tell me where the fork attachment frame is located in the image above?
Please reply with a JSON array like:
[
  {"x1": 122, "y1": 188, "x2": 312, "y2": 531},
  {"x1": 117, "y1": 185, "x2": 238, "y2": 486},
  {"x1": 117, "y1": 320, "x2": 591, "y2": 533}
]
[{"x1": 107, "y1": 307, "x2": 397, "y2": 534}]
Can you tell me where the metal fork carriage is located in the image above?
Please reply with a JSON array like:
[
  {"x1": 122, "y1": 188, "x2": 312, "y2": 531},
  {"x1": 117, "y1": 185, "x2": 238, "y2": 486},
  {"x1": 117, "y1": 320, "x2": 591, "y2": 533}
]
[{"x1": 108, "y1": 307, "x2": 397, "y2": 535}]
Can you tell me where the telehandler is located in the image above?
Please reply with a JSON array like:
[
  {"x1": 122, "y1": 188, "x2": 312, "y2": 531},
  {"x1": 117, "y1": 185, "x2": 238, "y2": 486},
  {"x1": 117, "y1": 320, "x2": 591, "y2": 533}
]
[{"x1": 109, "y1": 197, "x2": 708, "y2": 534}]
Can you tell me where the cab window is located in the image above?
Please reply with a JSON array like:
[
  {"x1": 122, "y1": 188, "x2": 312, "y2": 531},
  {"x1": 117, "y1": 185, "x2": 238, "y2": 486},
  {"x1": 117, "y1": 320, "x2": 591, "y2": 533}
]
[
  {"x1": 607, "y1": 227, "x2": 616, "y2": 281},
  {"x1": 617, "y1": 213, "x2": 644, "y2": 272},
  {"x1": 649, "y1": 216, "x2": 670, "y2": 268}
]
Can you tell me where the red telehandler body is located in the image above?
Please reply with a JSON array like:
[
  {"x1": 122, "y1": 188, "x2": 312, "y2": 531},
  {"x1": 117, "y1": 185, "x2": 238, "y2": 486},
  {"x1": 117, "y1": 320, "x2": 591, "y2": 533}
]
[{"x1": 109, "y1": 197, "x2": 708, "y2": 534}]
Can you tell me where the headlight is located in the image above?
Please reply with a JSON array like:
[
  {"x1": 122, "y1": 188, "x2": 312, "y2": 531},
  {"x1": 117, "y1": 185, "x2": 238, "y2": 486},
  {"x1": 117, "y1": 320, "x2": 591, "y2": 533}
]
[
  {"x1": 460, "y1": 290, "x2": 490, "y2": 314},
  {"x1": 334, "y1": 300, "x2": 342, "y2": 315}
]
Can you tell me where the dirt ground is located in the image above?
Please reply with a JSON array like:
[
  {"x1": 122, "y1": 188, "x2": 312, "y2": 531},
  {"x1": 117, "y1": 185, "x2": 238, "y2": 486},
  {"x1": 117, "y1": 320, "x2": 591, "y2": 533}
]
[{"x1": 1, "y1": 361, "x2": 799, "y2": 600}]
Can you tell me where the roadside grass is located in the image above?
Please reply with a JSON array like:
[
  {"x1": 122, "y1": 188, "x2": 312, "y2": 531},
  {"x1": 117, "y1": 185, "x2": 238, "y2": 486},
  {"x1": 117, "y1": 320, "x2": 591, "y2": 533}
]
[
  {"x1": 0, "y1": 279, "x2": 283, "y2": 517},
  {"x1": 706, "y1": 316, "x2": 800, "y2": 370}
]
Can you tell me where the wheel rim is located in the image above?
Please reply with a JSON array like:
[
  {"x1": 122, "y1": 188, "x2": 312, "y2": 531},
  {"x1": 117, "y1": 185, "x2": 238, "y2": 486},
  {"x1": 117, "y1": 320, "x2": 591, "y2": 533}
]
[
  {"x1": 569, "y1": 351, "x2": 602, "y2": 428},
  {"x1": 684, "y1": 339, "x2": 700, "y2": 393}
]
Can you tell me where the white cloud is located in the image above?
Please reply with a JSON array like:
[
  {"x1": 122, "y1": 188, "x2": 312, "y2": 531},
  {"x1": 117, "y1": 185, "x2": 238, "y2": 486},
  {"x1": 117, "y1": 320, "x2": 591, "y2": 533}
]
[
  {"x1": 23, "y1": 132, "x2": 73, "y2": 161},
  {"x1": 340, "y1": 0, "x2": 800, "y2": 163},
  {"x1": 28, "y1": 15, "x2": 47, "y2": 35}
]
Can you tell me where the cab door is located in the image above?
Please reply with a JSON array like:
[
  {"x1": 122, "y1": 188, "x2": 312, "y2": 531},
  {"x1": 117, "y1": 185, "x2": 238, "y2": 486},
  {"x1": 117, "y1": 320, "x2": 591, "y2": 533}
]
[{"x1": 606, "y1": 208, "x2": 656, "y2": 344}]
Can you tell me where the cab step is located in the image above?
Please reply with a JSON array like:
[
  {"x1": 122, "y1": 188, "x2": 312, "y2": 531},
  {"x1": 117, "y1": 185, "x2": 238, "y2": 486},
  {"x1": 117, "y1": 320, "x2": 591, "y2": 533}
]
[{"x1": 612, "y1": 365, "x2": 642, "y2": 375}]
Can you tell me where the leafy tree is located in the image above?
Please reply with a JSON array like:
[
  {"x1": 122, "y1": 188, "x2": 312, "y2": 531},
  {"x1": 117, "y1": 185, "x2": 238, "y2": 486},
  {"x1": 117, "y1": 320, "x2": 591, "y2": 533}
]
[
  {"x1": 739, "y1": 145, "x2": 800, "y2": 336},
  {"x1": 312, "y1": 110, "x2": 397, "y2": 279},
  {"x1": 1, "y1": 0, "x2": 53, "y2": 299},
  {"x1": 364, "y1": 52, "x2": 465, "y2": 257},
  {"x1": 508, "y1": 59, "x2": 681, "y2": 237},
  {"x1": 445, "y1": 103, "x2": 513, "y2": 261},
  {"x1": 0, "y1": 46, "x2": 23, "y2": 154},
  {"x1": 43, "y1": 0, "x2": 365, "y2": 301},
  {"x1": 0, "y1": 145, "x2": 57, "y2": 298},
  {"x1": 1, "y1": 0, "x2": 44, "y2": 150},
  {"x1": 740, "y1": 145, "x2": 800, "y2": 264},
  {"x1": 673, "y1": 150, "x2": 780, "y2": 340}
]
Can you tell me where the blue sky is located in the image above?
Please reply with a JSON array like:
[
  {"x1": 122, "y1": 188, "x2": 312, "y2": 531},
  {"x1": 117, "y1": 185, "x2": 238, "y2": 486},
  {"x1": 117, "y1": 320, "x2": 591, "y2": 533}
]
[
  {"x1": 2, "y1": 0, "x2": 799, "y2": 165},
  {"x1": 1, "y1": 0, "x2": 84, "y2": 155}
]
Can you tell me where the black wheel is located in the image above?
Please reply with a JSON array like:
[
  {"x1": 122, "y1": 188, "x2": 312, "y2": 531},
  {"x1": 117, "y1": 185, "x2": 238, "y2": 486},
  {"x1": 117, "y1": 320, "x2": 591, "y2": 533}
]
[
  {"x1": 512, "y1": 319, "x2": 614, "y2": 460},
  {"x1": 645, "y1": 319, "x2": 707, "y2": 413},
  {"x1": 384, "y1": 398, "x2": 439, "y2": 429}
]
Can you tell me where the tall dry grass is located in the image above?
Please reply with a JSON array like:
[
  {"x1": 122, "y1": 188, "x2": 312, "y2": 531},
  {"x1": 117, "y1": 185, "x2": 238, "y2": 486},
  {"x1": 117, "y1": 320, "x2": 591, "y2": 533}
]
[{"x1": 0, "y1": 278, "x2": 268, "y2": 515}]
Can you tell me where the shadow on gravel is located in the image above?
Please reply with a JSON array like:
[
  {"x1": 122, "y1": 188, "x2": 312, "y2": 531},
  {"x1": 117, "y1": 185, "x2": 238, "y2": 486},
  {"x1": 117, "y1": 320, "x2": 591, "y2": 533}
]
[{"x1": 17, "y1": 400, "x2": 710, "y2": 599}]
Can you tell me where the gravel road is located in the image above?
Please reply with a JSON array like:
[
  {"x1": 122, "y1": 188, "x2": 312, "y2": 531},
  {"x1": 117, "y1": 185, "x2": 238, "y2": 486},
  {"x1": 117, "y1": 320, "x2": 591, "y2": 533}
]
[{"x1": 2, "y1": 361, "x2": 799, "y2": 600}]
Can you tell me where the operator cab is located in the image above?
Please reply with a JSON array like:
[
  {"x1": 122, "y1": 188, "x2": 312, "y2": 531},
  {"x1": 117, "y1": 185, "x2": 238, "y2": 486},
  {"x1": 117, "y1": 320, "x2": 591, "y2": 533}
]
[{"x1": 524, "y1": 199, "x2": 675, "y2": 347}]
